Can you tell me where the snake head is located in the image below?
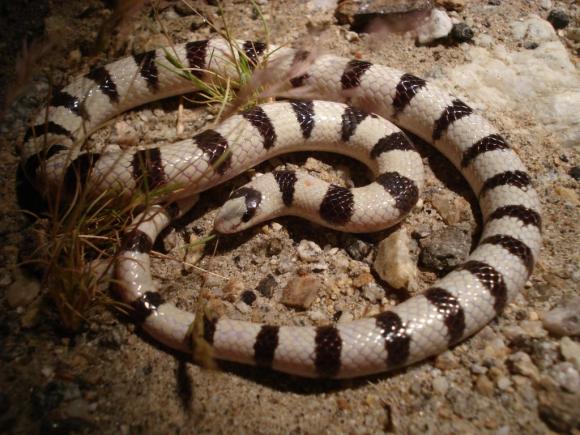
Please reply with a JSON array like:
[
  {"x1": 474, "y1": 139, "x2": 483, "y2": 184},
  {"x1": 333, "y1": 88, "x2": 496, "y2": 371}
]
[
  {"x1": 214, "y1": 173, "x2": 290, "y2": 233},
  {"x1": 214, "y1": 186, "x2": 263, "y2": 233}
]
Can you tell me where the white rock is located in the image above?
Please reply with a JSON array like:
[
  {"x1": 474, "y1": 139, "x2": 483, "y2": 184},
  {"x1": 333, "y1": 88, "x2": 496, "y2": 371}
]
[
  {"x1": 511, "y1": 15, "x2": 557, "y2": 44},
  {"x1": 560, "y1": 337, "x2": 580, "y2": 370},
  {"x1": 432, "y1": 376, "x2": 449, "y2": 395},
  {"x1": 542, "y1": 296, "x2": 580, "y2": 336},
  {"x1": 373, "y1": 229, "x2": 417, "y2": 289},
  {"x1": 439, "y1": 31, "x2": 580, "y2": 148},
  {"x1": 297, "y1": 240, "x2": 323, "y2": 262},
  {"x1": 416, "y1": 8, "x2": 453, "y2": 44}
]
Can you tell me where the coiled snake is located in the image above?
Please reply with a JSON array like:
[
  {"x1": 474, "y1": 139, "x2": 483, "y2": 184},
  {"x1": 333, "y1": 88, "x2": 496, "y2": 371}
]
[{"x1": 21, "y1": 38, "x2": 541, "y2": 378}]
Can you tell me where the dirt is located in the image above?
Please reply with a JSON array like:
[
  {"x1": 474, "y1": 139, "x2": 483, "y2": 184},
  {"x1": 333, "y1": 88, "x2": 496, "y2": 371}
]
[{"x1": 0, "y1": 0, "x2": 579, "y2": 434}]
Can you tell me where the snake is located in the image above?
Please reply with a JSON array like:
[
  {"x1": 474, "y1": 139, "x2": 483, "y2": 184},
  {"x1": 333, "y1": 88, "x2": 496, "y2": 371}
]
[{"x1": 21, "y1": 38, "x2": 542, "y2": 378}]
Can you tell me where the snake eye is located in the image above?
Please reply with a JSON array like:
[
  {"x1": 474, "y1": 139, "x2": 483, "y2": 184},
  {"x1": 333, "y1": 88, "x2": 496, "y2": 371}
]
[{"x1": 230, "y1": 187, "x2": 262, "y2": 222}]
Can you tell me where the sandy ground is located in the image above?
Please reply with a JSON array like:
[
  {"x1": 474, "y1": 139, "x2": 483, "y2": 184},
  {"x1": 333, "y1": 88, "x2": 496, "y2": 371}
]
[{"x1": 0, "y1": 0, "x2": 579, "y2": 434}]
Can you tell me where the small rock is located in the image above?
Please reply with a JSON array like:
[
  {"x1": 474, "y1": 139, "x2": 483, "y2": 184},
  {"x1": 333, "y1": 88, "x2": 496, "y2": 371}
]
[
  {"x1": 547, "y1": 9, "x2": 570, "y2": 30},
  {"x1": 223, "y1": 279, "x2": 245, "y2": 302},
  {"x1": 475, "y1": 375, "x2": 494, "y2": 396},
  {"x1": 256, "y1": 274, "x2": 277, "y2": 298},
  {"x1": 277, "y1": 256, "x2": 296, "y2": 274},
  {"x1": 569, "y1": 166, "x2": 580, "y2": 180},
  {"x1": 281, "y1": 275, "x2": 322, "y2": 309},
  {"x1": 234, "y1": 300, "x2": 252, "y2": 314},
  {"x1": 240, "y1": 290, "x2": 257, "y2": 306},
  {"x1": 297, "y1": 240, "x2": 323, "y2": 262},
  {"x1": 352, "y1": 272, "x2": 373, "y2": 288},
  {"x1": 416, "y1": 8, "x2": 453, "y2": 45},
  {"x1": 337, "y1": 311, "x2": 354, "y2": 323},
  {"x1": 506, "y1": 352, "x2": 540, "y2": 381},
  {"x1": 542, "y1": 296, "x2": 580, "y2": 336},
  {"x1": 311, "y1": 261, "x2": 328, "y2": 272},
  {"x1": 435, "y1": 351, "x2": 460, "y2": 370},
  {"x1": 520, "y1": 320, "x2": 547, "y2": 338},
  {"x1": 308, "y1": 310, "x2": 326, "y2": 322},
  {"x1": 267, "y1": 237, "x2": 283, "y2": 256},
  {"x1": 523, "y1": 41, "x2": 539, "y2": 49},
  {"x1": 474, "y1": 33, "x2": 494, "y2": 48},
  {"x1": 567, "y1": 28, "x2": 580, "y2": 44},
  {"x1": 496, "y1": 376, "x2": 512, "y2": 390},
  {"x1": 342, "y1": 235, "x2": 372, "y2": 261},
  {"x1": 560, "y1": 337, "x2": 580, "y2": 370},
  {"x1": 374, "y1": 229, "x2": 417, "y2": 289},
  {"x1": 537, "y1": 378, "x2": 580, "y2": 432},
  {"x1": 547, "y1": 362, "x2": 580, "y2": 394},
  {"x1": 362, "y1": 283, "x2": 384, "y2": 303},
  {"x1": 419, "y1": 224, "x2": 471, "y2": 271},
  {"x1": 539, "y1": 0, "x2": 552, "y2": 9},
  {"x1": 335, "y1": 0, "x2": 432, "y2": 28},
  {"x1": 435, "y1": 0, "x2": 465, "y2": 11},
  {"x1": 6, "y1": 271, "x2": 41, "y2": 308},
  {"x1": 111, "y1": 120, "x2": 138, "y2": 148},
  {"x1": 430, "y1": 191, "x2": 469, "y2": 224},
  {"x1": 432, "y1": 376, "x2": 449, "y2": 395},
  {"x1": 511, "y1": 15, "x2": 557, "y2": 44},
  {"x1": 450, "y1": 22, "x2": 474, "y2": 42}
]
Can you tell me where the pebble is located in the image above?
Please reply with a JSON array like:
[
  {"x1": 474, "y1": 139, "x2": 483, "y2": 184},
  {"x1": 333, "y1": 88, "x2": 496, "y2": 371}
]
[
  {"x1": 337, "y1": 311, "x2": 354, "y2": 323},
  {"x1": 416, "y1": 8, "x2": 453, "y2": 45},
  {"x1": 570, "y1": 167, "x2": 580, "y2": 181},
  {"x1": 362, "y1": 283, "x2": 384, "y2": 303},
  {"x1": 342, "y1": 235, "x2": 372, "y2": 261},
  {"x1": 547, "y1": 362, "x2": 580, "y2": 394},
  {"x1": 560, "y1": 337, "x2": 580, "y2": 370},
  {"x1": 506, "y1": 352, "x2": 540, "y2": 381},
  {"x1": 223, "y1": 279, "x2": 245, "y2": 302},
  {"x1": 276, "y1": 256, "x2": 296, "y2": 274},
  {"x1": 6, "y1": 270, "x2": 41, "y2": 308},
  {"x1": 373, "y1": 229, "x2": 417, "y2": 289},
  {"x1": 547, "y1": 9, "x2": 570, "y2": 30},
  {"x1": 281, "y1": 275, "x2": 322, "y2": 309},
  {"x1": 297, "y1": 240, "x2": 323, "y2": 262},
  {"x1": 240, "y1": 290, "x2": 257, "y2": 306},
  {"x1": 256, "y1": 274, "x2": 277, "y2": 298},
  {"x1": 308, "y1": 310, "x2": 327, "y2": 323},
  {"x1": 335, "y1": 0, "x2": 432, "y2": 27},
  {"x1": 520, "y1": 320, "x2": 547, "y2": 338},
  {"x1": 450, "y1": 22, "x2": 474, "y2": 42},
  {"x1": 234, "y1": 300, "x2": 252, "y2": 314},
  {"x1": 496, "y1": 376, "x2": 512, "y2": 390},
  {"x1": 430, "y1": 191, "x2": 469, "y2": 224},
  {"x1": 511, "y1": 15, "x2": 557, "y2": 45},
  {"x1": 537, "y1": 378, "x2": 580, "y2": 432},
  {"x1": 474, "y1": 33, "x2": 494, "y2": 48},
  {"x1": 567, "y1": 28, "x2": 580, "y2": 43},
  {"x1": 111, "y1": 120, "x2": 138, "y2": 147},
  {"x1": 435, "y1": 0, "x2": 465, "y2": 11},
  {"x1": 435, "y1": 351, "x2": 459, "y2": 370},
  {"x1": 267, "y1": 237, "x2": 283, "y2": 256},
  {"x1": 542, "y1": 295, "x2": 580, "y2": 336},
  {"x1": 432, "y1": 376, "x2": 449, "y2": 395},
  {"x1": 476, "y1": 375, "x2": 494, "y2": 396},
  {"x1": 419, "y1": 224, "x2": 471, "y2": 271}
]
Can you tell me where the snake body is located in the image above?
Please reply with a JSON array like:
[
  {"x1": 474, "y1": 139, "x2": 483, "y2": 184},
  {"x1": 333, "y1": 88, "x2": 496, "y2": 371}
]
[{"x1": 22, "y1": 38, "x2": 541, "y2": 378}]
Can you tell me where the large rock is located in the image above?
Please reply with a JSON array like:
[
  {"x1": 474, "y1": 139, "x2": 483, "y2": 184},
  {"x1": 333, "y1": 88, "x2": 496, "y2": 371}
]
[{"x1": 436, "y1": 15, "x2": 580, "y2": 149}]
